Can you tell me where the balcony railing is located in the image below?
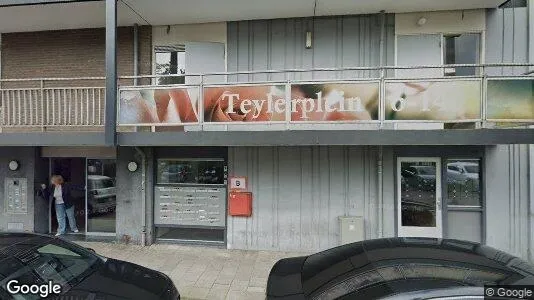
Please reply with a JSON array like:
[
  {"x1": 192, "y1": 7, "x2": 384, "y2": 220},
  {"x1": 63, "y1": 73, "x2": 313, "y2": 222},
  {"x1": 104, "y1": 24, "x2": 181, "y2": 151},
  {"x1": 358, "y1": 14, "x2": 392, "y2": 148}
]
[
  {"x1": 0, "y1": 77, "x2": 105, "y2": 131},
  {"x1": 118, "y1": 64, "x2": 534, "y2": 131},
  {"x1": 0, "y1": 64, "x2": 532, "y2": 133}
]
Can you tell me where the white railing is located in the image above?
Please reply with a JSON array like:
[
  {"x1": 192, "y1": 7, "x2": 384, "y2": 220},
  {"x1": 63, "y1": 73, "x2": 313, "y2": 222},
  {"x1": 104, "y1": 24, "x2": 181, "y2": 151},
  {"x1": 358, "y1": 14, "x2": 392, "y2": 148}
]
[{"x1": 0, "y1": 78, "x2": 105, "y2": 128}]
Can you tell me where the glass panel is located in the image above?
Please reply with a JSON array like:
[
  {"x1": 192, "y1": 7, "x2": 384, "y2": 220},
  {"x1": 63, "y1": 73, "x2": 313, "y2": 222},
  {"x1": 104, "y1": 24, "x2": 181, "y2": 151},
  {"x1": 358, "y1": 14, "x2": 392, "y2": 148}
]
[
  {"x1": 443, "y1": 33, "x2": 480, "y2": 76},
  {"x1": 157, "y1": 159, "x2": 225, "y2": 185},
  {"x1": 87, "y1": 159, "x2": 116, "y2": 233},
  {"x1": 400, "y1": 162, "x2": 437, "y2": 227},
  {"x1": 446, "y1": 159, "x2": 482, "y2": 206},
  {"x1": 155, "y1": 45, "x2": 185, "y2": 85}
]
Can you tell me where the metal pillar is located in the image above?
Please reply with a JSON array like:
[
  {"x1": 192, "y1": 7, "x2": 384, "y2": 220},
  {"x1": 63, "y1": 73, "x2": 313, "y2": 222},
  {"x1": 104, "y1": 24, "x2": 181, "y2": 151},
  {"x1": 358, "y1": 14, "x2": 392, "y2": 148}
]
[{"x1": 105, "y1": 0, "x2": 117, "y2": 146}]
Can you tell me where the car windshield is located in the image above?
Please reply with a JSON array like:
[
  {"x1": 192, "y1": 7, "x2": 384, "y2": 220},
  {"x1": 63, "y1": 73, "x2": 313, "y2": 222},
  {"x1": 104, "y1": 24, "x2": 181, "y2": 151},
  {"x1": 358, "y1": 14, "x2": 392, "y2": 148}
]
[{"x1": 0, "y1": 239, "x2": 101, "y2": 300}]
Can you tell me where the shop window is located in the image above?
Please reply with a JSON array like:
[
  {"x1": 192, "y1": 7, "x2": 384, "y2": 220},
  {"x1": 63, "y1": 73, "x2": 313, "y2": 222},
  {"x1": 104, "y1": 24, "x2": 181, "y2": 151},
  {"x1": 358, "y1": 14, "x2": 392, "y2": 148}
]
[
  {"x1": 443, "y1": 33, "x2": 480, "y2": 76},
  {"x1": 155, "y1": 45, "x2": 185, "y2": 85},
  {"x1": 157, "y1": 159, "x2": 225, "y2": 185},
  {"x1": 446, "y1": 159, "x2": 481, "y2": 207}
]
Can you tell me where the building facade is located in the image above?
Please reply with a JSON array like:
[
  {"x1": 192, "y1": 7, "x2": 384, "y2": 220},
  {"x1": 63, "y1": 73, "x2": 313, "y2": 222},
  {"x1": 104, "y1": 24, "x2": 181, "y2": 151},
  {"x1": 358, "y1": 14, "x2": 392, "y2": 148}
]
[{"x1": 0, "y1": 0, "x2": 533, "y2": 262}]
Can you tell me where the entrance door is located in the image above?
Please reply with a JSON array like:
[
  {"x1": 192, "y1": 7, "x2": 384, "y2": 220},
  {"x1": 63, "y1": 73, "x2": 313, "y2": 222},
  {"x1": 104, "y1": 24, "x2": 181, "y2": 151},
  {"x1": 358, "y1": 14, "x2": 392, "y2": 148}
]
[
  {"x1": 397, "y1": 157, "x2": 442, "y2": 238},
  {"x1": 49, "y1": 158, "x2": 86, "y2": 234}
]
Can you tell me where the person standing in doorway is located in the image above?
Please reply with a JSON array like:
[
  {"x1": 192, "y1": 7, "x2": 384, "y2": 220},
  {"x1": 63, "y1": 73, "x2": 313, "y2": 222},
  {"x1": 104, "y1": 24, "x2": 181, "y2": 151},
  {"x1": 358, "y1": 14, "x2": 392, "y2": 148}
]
[{"x1": 40, "y1": 175, "x2": 79, "y2": 236}]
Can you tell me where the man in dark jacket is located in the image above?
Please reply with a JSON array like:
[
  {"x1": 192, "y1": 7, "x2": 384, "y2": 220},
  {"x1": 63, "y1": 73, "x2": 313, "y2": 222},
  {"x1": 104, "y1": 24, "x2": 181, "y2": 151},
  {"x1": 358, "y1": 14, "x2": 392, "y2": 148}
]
[{"x1": 40, "y1": 175, "x2": 79, "y2": 236}]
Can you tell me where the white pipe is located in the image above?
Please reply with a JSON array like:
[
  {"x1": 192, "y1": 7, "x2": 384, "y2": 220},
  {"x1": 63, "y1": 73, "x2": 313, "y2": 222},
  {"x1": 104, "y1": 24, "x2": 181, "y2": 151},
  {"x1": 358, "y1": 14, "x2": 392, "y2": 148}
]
[
  {"x1": 134, "y1": 146, "x2": 146, "y2": 246},
  {"x1": 377, "y1": 11, "x2": 385, "y2": 238},
  {"x1": 377, "y1": 146, "x2": 384, "y2": 238}
]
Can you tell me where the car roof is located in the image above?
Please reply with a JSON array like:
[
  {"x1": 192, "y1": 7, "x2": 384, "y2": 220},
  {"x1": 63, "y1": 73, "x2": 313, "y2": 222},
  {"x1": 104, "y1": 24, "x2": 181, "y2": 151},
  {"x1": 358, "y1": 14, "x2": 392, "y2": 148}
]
[
  {"x1": 299, "y1": 238, "x2": 534, "y2": 297},
  {"x1": 0, "y1": 232, "x2": 53, "y2": 260}
]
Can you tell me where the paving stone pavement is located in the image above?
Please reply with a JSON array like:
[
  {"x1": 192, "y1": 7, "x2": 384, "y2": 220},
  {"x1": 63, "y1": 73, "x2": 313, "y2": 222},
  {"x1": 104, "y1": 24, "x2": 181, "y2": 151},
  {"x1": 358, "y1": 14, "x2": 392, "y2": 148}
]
[{"x1": 76, "y1": 241, "x2": 307, "y2": 300}]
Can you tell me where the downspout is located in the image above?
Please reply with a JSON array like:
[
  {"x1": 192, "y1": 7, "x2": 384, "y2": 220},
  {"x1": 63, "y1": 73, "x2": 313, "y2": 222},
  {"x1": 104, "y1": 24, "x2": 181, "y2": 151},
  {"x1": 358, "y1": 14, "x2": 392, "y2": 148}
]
[
  {"x1": 133, "y1": 23, "x2": 139, "y2": 86},
  {"x1": 134, "y1": 147, "x2": 146, "y2": 246},
  {"x1": 377, "y1": 10, "x2": 386, "y2": 238}
]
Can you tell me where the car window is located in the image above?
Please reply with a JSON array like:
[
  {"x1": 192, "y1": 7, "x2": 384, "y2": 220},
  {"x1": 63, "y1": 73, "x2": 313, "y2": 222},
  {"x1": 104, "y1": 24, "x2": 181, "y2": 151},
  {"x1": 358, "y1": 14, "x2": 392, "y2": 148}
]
[{"x1": 0, "y1": 240, "x2": 101, "y2": 299}]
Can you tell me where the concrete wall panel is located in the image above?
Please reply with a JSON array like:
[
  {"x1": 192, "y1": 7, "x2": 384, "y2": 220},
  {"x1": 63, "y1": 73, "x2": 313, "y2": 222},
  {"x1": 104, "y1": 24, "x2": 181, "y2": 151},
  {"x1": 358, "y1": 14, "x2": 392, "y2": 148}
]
[{"x1": 227, "y1": 146, "x2": 378, "y2": 252}]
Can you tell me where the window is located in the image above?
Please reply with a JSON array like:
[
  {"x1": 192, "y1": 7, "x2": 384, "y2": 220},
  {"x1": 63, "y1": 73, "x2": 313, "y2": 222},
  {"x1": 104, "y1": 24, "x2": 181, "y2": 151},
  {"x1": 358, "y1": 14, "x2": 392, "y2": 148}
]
[
  {"x1": 500, "y1": 0, "x2": 527, "y2": 8},
  {"x1": 446, "y1": 159, "x2": 481, "y2": 206},
  {"x1": 155, "y1": 45, "x2": 186, "y2": 85},
  {"x1": 157, "y1": 159, "x2": 226, "y2": 185},
  {"x1": 443, "y1": 33, "x2": 480, "y2": 76}
]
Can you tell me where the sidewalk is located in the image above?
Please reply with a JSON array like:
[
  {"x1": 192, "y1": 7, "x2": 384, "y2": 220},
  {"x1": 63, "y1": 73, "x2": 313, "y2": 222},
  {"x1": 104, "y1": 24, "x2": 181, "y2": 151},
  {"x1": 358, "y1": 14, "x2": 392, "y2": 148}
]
[{"x1": 76, "y1": 241, "x2": 306, "y2": 300}]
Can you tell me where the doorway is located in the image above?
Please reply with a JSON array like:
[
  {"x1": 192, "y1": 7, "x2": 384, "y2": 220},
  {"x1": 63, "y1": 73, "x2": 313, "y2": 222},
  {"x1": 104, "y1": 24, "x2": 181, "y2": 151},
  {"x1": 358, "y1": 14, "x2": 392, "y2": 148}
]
[
  {"x1": 397, "y1": 157, "x2": 442, "y2": 238},
  {"x1": 49, "y1": 158, "x2": 86, "y2": 234},
  {"x1": 48, "y1": 158, "x2": 117, "y2": 235}
]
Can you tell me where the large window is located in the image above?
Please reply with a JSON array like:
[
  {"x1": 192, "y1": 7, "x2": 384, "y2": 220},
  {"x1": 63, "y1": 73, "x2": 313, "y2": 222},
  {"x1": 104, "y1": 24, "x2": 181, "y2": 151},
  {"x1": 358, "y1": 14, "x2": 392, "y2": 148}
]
[
  {"x1": 155, "y1": 45, "x2": 185, "y2": 85},
  {"x1": 443, "y1": 33, "x2": 481, "y2": 76}
]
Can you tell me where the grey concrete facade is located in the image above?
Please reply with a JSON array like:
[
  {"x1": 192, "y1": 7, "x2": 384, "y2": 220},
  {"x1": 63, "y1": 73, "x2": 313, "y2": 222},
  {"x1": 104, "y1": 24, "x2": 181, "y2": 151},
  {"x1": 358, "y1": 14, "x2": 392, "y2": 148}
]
[
  {"x1": 0, "y1": 147, "x2": 37, "y2": 232},
  {"x1": 485, "y1": 145, "x2": 531, "y2": 260},
  {"x1": 116, "y1": 146, "x2": 155, "y2": 245}
]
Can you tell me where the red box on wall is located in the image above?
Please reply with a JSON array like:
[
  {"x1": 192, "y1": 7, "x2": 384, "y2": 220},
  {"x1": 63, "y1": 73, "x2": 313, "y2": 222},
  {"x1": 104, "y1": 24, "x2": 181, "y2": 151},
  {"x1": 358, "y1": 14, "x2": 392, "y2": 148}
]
[{"x1": 228, "y1": 191, "x2": 252, "y2": 217}]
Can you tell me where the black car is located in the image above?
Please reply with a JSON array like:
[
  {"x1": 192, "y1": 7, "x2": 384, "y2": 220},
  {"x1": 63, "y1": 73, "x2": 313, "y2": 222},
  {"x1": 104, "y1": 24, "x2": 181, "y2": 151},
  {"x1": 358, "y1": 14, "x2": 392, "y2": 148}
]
[
  {"x1": 0, "y1": 233, "x2": 179, "y2": 300},
  {"x1": 266, "y1": 237, "x2": 534, "y2": 300}
]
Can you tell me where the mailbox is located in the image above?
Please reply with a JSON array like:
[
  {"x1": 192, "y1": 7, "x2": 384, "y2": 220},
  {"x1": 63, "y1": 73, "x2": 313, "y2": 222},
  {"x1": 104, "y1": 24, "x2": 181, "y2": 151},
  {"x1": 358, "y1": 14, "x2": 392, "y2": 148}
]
[{"x1": 228, "y1": 191, "x2": 252, "y2": 217}]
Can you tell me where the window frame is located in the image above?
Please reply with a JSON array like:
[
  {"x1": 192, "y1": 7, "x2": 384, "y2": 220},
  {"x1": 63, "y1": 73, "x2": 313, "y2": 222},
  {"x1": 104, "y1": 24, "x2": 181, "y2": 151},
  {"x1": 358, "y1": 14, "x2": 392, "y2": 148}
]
[
  {"x1": 153, "y1": 45, "x2": 186, "y2": 85},
  {"x1": 442, "y1": 32, "x2": 482, "y2": 77}
]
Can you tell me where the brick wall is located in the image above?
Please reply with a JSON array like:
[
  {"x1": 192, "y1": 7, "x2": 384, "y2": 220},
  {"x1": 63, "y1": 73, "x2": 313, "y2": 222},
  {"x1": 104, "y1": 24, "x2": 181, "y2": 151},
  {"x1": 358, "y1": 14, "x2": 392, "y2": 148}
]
[{"x1": 1, "y1": 26, "x2": 152, "y2": 88}]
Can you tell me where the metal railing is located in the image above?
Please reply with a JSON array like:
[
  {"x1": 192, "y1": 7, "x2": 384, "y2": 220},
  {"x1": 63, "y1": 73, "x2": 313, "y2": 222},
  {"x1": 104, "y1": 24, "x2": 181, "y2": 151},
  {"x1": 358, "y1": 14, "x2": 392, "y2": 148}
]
[
  {"x1": 0, "y1": 77, "x2": 105, "y2": 128},
  {"x1": 0, "y1": 64, "x2": 533, "y2": 131},
  {"x1": 118, "y1": 63, "x2": 534, "y2": 129}
]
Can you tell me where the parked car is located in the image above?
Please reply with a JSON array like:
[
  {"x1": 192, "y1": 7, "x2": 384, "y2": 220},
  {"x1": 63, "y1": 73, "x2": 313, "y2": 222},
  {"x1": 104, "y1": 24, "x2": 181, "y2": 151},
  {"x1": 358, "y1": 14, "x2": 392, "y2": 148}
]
[
  {"x1": 0, "y1": 233, "x2": 179, "y2": 300},
  {"x1": 87, "y1": 175, "x2": 116, "y2": 215},
  {"x1": 266, "y1": 237, "x2": 534, "y2": 300}
]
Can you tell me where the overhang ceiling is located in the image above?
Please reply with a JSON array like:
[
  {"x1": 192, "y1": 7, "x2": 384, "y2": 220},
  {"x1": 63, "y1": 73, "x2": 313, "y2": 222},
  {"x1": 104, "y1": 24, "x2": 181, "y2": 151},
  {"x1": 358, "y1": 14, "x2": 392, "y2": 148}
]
[{"x1": 0, "y1": 0, "x2": 507, "y2": 33}]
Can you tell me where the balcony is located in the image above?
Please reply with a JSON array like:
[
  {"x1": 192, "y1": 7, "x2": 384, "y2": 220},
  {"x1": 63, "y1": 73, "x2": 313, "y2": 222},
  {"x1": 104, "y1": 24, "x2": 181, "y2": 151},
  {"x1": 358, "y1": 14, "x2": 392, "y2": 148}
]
[
  {"x1": 117, "y1": 64, "x2": 534, "y2": 134},
  {"x1": 1, "y1": 64, "x2": 532, "y2": 146},
  {"x1": 0, "y1": 77, "x2": 105, "y2": 133}
]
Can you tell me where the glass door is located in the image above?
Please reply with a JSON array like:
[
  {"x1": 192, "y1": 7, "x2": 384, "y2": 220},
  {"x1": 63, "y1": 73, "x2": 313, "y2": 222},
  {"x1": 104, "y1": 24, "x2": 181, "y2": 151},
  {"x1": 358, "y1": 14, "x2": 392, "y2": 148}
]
[
  {"x1": 49, "y1": 158, "x2": 86, "y2": 234},
  {"x1": 86, "y1": 159, "x2": 117, "y2": 235},
  {"x1": 397, "y1": 157, "x2": 442, "y2": 238}
]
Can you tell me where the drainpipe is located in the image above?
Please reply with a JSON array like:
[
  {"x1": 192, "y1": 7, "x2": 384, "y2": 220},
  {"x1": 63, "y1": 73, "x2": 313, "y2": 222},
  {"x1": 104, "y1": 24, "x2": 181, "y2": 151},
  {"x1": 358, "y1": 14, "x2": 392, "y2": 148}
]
[
  {"x1": 377, "y1": 147, "x2": 384, "y2": 238},
  {"x1": 377, "y1": 10, "x2": 386, "y2": 238},
  {"x1": 134, "y1": 147, "x2": 146, "y2": 246},
  {"x1": 133, "y1": 23, "x2": 139, "y2": 86}
]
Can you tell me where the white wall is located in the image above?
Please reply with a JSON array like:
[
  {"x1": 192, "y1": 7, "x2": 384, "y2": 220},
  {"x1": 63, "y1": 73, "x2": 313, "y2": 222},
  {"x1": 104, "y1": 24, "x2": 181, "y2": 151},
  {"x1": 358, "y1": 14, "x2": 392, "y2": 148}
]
[
  {"x1": 396, "y1": 9, "x2": 486, "y2": 35},
  {"x1": 151, "y1": 22, "x2": 227, "y2": 74}
]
